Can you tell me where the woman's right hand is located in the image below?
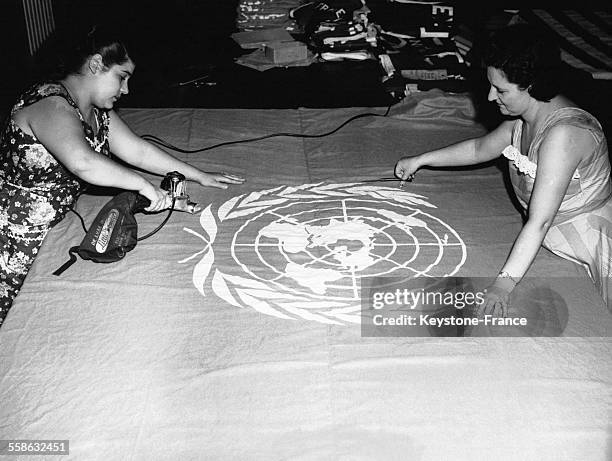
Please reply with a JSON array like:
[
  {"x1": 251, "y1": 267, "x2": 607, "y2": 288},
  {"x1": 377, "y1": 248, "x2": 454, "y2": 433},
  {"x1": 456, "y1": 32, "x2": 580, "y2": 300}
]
[
  {"x1": 395, "y1": 156, "x2": 422, "y2": 182},
  {"x1": 138, "y1": 181, "x2": 172, "y2": 213}
]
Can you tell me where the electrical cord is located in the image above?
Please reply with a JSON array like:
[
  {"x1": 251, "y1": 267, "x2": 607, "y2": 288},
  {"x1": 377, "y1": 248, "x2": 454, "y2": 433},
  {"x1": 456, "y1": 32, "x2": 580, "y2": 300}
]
[
  {"x1": 137, "y1": 198, "x2": 176, "y2": 241},
  {"x1": 66, "y1": 105, "x2": 394, "y2": 243},
  {"x1": 140, "y1": 103, "x2": 393, "y2": 153},
  {"x1": 68, "y1": 207, "x2": 89, "y2": 233}
]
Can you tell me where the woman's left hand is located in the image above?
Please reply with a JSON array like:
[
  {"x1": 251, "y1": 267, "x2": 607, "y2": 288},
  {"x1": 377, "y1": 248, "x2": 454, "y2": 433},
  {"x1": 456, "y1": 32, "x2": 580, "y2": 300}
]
[
  {"x1": 196, "y1": 172, "x2": 246, "y2": 189},
  {"x1": 478, "y1": 276, "x2": 517, "y2": 318},
  {"x1": 479, "y1": 284, "x2": 511, "y2": 318}
]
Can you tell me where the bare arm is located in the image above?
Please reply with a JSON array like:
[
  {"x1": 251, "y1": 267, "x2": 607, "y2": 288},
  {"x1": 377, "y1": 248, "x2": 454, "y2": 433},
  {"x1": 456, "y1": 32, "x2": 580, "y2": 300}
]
[
  {"x1": 395, "y1": 120, "x2": 515, "y2": 180},
  {"x1": 26, "y1": 97, "x2": 169, "y2": 211},
  {"x1": 108, "y1": 111, "x2": 245, "y2": 189},
  {"x1": 498, "y1": 124, "x2": 591, "y2": 279}
]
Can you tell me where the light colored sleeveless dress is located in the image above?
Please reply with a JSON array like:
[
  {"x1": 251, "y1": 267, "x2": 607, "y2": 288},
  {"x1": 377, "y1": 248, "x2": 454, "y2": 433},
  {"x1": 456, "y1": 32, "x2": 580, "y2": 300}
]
[{"x1": 502, "y1": 107, "x2": 612, "y2": 311}]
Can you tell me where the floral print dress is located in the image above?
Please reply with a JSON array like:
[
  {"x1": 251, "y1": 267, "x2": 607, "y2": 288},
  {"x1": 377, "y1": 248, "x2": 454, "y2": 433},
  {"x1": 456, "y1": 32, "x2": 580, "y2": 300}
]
[{"x1": 0, "y1": 82, "x2": 110, "y2": 326}]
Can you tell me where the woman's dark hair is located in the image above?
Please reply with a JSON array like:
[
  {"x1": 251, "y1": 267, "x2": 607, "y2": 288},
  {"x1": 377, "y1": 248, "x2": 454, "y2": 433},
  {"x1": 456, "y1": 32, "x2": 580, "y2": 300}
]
[
  {"x1": 61, "y1": 24, "x2": 130, "y2": 76},
  {"x1": 483, "y1": 23, "x2": 563, "y2": 102},
  {"x1": 37, "y1": 24, "x2": 131, "y2": 80}
]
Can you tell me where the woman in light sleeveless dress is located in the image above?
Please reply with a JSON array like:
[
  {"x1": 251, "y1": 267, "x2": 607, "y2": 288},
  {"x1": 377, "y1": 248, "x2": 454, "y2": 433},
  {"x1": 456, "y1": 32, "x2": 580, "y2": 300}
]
[
  {"x1": 394, "y1": 24, "x2": 611, "y2": 314},
  {"x1": 506, "y1": 107, "x2": 611, "y2": 307}
]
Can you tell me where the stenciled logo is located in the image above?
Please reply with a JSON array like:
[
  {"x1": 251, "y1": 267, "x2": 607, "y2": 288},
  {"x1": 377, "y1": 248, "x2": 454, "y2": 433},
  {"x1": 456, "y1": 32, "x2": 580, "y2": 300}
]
[{"x1": 180, "y1": 183, "x2": 467, "y2": 325}]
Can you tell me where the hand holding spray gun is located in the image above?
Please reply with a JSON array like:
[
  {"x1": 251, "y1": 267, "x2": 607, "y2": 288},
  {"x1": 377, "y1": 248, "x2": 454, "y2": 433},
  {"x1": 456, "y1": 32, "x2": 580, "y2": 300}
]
[{"x1": 160, "y1": 171, "x2": 202, "y2": 213}]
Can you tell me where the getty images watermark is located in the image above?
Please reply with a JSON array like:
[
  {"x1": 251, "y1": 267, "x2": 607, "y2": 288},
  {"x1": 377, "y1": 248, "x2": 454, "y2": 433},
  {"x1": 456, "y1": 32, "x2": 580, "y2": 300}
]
[{"x1": 360, "y1": 276, "x2": 587, "y2": 337}]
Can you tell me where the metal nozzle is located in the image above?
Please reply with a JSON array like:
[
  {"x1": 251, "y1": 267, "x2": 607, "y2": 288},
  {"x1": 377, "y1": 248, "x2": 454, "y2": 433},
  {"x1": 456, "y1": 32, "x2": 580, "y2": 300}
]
[{"x1": 172, "y1": 197, "x2": 201, "y2": 214}]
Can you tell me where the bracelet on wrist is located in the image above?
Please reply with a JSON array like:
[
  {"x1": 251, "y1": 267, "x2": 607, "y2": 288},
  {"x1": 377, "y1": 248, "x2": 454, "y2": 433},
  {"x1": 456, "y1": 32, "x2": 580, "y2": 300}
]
[{"x1": 498, "y1": 271, "x2": 520, "y2": 285}]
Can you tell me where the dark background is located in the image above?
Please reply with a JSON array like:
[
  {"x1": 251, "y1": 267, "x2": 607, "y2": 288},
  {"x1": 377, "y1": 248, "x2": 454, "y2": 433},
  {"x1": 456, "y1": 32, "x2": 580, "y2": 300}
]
[{"x1": 1, "y1": 0, "x2": 611, "y2": 133}]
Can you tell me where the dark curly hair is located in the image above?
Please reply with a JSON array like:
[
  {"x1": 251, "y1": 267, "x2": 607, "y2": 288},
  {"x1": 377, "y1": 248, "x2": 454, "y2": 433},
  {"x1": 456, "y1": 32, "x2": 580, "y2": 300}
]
[
  {"x1": 483, "y1": 23, "x2": 563, "y2": 102},
  {"x1": 60, "y1": 24, "x2": 130, "y2": 76},
  {"x1": 36, "y1": 24, "x2": 131, "y2": 81}
]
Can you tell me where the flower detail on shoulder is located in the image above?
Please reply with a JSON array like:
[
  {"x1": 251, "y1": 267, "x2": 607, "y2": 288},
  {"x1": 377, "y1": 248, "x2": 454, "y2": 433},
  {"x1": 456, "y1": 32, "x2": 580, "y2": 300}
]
[
  {"x1": 502, "y1": 145, "x2": 537, "y2": 178},
  {"x1": 502, "y1": 145, "x2": 580, "y2": 180}
]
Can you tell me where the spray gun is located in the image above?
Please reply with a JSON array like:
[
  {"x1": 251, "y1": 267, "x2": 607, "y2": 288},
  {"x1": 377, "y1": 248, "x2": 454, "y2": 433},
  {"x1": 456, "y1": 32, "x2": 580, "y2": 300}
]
[{"x1": 160, "y1": 171, "x2": 202, "y2": 214}]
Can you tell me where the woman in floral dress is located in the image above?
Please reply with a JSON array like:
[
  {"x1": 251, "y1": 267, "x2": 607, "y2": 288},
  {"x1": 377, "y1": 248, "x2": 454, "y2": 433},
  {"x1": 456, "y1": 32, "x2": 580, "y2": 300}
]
[
  {"x1": 0, "y1": 26, "x2": 244, "y2": 326},
  {"x1": 394, "y1": 24, "x2": 611, "y2": 314}
]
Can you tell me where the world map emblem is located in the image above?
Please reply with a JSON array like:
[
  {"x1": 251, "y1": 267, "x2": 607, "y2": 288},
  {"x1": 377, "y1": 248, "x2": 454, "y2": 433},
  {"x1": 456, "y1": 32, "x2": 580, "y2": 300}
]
[{"x1": 181, "y1": 183, "x2": 466, "y2": 325}]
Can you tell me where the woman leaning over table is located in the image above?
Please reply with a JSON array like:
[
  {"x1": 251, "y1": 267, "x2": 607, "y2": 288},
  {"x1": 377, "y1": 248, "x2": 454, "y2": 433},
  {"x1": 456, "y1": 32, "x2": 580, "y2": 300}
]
[
  {"x1": 395, "y1": 24, "x2": 611, "y2": 315},
  {"x1": 0, "y1": 25, "x2": 244, "y2": 326}
]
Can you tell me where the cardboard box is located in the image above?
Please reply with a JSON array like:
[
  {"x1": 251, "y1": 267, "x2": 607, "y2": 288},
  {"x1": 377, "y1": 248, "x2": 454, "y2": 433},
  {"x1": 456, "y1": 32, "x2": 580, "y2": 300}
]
[{"x1": 264, "y1": 41, "x2": 308, "y2": 64}]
